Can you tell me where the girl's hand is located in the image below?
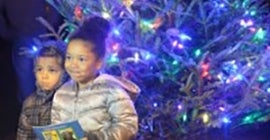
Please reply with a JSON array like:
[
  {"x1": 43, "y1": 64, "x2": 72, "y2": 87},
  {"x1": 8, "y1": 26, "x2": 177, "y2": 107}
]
[{"x1": 81, "y1": 137, "x2": 88, "y2": 140}]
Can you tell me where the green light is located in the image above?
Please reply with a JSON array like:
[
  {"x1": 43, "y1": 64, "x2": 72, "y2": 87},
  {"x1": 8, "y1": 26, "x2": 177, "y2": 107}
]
[
  {"x1": 233, "y1": 1, "x2": 240, "y2": 8},
  {"x1": 250, "y1": 10, "x2": 256, "y2": 16},
  {"x1": 195, "y1": 49, "x2": 201, "y2": 57},
  {"x1": 257, "y1": 76, "x2": 266, "y2": 82},
  {"x1": 242, "y1": 0, "x2": 249, "y2": 8},
  {"x1": 68, "y1": 27, "x2": 75, "y2": 32},
  {"x1": 242, "y1": 116, "x2": 253, "y2": 124},
  {"x1": 242, "y1": 112, "x2": 263, "y2": 124},
  {"x1": 107, "y1": 54, "x2": 119, "y2": 64},
  {"x1": 83, "y1": 8, "x2": 90, "y2": 14},
  {"x1": 257, "y1": 28, "x2": 266, "y2": 39},
  {"x1": 172, "y1": 60, "x2": 178, "y2": 65},
  {"x1": 141, "y1": 20, "x2": 152, "y2": 27},
  {"x1": 253, "y1": 28, "x2": 266, "y2": 42},
  {"x1": 140, "y1": 20, "x2": 154, "y2": 33},
  {"x1": 182, "y1": 114, "x2": 187, "y2": 122}
]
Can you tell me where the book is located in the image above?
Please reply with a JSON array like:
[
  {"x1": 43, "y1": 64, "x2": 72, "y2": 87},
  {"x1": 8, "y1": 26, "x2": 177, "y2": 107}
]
[{"x1": 33, "y1": 120, "x2": 84, "y2": 140}]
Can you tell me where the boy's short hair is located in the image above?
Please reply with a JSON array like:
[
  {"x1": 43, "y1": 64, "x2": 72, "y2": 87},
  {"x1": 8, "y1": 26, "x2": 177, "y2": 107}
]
[{"x1": 34, "y1": 45, "x2": 65, "y2": 68}]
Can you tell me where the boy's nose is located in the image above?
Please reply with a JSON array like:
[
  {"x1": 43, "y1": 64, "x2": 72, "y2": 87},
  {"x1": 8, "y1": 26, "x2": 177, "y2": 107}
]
[{"x1": 41, "y1": 72, "x2": 49, "y2": 79}]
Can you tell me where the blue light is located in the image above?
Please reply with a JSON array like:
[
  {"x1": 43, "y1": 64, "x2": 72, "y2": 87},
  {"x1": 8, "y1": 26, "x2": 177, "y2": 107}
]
[
  {"x1": 144, "y1": 52, "x2": 151, "y2": 60},
  {"x1": 267, "y1": 87, "x2": 270, "y2": 93},
  {"x1": 32, "y1": 46, "x2": 38, "y2": 52},
  {"x1": 64, "y1": 38, "x2": 69, "y2": 43},
  {"x1": 113, "y1": 28, "x2": 120, "y2": 36},
  {"x1": 235, "y1": 74, "x2": 243, "y2": 81},
  {"x1": 153, "y1": 102, "x2": 158, "y2": 107},
  {"x1": 222, "y1": 117, "x2": 231, "y2": 124},
  {"x1": 179, "y1": 33, "x2": 192, "y2": 41},
  {"x1": 219, "y1": 3, "x2": 225, "y2": 8},
  {"x1": 258, "y1": 76, "x2": 266, "y2": 82},
  {"x1": 141, "y1": 51, "x2": 153, "y2": 60}
]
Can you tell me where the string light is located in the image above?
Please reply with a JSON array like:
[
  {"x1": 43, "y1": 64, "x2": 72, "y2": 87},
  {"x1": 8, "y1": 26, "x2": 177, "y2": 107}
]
[
  {"x1": 179, "y1": 33, "x2": 192, "y2": 41},
  {"x1": 222, "y1": 117, "x2": 231, "y2": 124},
  {"x1": 40, "y1": 0, "x2": 270, "y2": 137},
  {"x1": 172, "y1": 40, "x2": 178, "y2": 47},
  {"x1": 267, "y1": 88, "x2": 270, "y2": 93},
  {"x1": 201, "y1": 113, "x2": 210, "y2": 124},
  {"x1": 194, "y1": 49, "x2": 201, "y2": 57},
  {"x1": 258, "y1": 76, "x2": 266, "y2": 82},
  {"x1": 112, "y1": 28, "x2": 120, "y2": 36},
  {"x1": 253, "y1": 28, "x2": 266, "y2": 41},
  {"x1": 32, "y1": 46, "x2": 38, "y2": 52},
  {"x1": 240, "y1": 19, "x2": 253, "y2": 27},
  {"x1": 219, "y1": 3, "x2": 225, "y2": 8},
  {"x1": 219, "y1": 107, "x2": 225, "y2": 112},
  {"x1": 177, "y1": 104, "x2": 182, "y2": 110},
  {"x1": 107, "y1": 53, "x2": 119, "y2": 63},
  {"x1": 111, "y1": 43, "x2": 120, "y2": 52},
  {"x1": 102, "y1": 11, "x2": 111, "y2": 19},
  {"x1": 177, "y1": 43, "x2": 184, "y2": 49},
  {"x1": 134, "y1": 52, "x2": 140, "y2": 63},
  {"x1": 153, "y1": 102, "x2": 158, "y2": 107}
]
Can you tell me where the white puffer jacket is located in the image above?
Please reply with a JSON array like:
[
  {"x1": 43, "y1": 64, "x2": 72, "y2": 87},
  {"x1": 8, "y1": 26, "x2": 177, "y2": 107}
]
[{"x1": 51, "y1": 74, "x2": 140, "y2": 140}]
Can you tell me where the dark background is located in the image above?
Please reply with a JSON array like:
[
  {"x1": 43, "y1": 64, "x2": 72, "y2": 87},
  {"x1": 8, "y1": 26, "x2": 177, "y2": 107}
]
[
  {"x1": 0, "y1": 0, "x2": 270, "y2": 140},
  {"x1": 0, "y1": 0, "x2": 62, "y2": 139}
]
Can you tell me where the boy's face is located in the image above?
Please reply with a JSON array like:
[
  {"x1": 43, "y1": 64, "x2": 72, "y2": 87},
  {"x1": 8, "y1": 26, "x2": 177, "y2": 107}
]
[
  {"x1": 35, "y1": 57, "x2": 63, "y2": 91},
  {"x1": 65, "y1": 39, "x2": 102, "y2": 85}
]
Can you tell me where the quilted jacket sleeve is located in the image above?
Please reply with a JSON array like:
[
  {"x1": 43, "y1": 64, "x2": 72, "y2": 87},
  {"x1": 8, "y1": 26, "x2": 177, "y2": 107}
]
[{"x1": 86, "y1": 87, "x2": 138, "y2": 140}]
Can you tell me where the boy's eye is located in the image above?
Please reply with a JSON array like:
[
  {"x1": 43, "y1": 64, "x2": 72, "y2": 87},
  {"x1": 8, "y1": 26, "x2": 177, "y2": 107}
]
[
  {"x1": 49, "y1": 69, "x2": 57, "y2": 72},
  {"x1": 35, "y1": 67, "x2": 42, "y2": 72},
  {"x1": 66, "y1": 55, "x2": 71, "y2": 60}
]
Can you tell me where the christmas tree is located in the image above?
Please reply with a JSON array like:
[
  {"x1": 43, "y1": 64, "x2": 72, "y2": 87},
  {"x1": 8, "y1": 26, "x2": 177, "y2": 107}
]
[{"x1": 33, "y1": 0, "x2": 270, "y2": 139}]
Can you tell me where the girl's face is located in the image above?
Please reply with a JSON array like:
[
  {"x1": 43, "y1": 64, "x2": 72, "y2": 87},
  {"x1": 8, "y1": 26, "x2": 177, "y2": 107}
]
[
  {"x1": 65, "y1": 39, "x2": 103, "y2": 87},
  {"x1": 35, "y1": 57, "x2": 63, "y2": 91}
]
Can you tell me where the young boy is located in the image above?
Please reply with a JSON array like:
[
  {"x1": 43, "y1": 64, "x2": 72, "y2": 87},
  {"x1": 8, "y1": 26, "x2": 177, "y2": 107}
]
[{"x1": 17, "y1": 44, "x2": 66, "y2": 140}]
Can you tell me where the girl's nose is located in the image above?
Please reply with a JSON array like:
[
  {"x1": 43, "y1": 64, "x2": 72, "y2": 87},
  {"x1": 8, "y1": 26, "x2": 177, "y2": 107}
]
[{"x1": 70, "y1": 60, "x2": 78, "y2": 68}]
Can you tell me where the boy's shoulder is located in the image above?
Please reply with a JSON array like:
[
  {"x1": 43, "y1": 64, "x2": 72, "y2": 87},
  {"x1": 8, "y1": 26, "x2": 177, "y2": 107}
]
[{"x1": 22, "y1": 92, "x2": 38, "y2": 107}]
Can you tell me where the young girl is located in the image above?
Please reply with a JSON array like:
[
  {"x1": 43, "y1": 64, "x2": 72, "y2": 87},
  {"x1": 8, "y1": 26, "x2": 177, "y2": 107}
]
[
  {"x1": 17, "y1": 45, "x2": 66, "y2": 140},
  {"x1": 51, "y1": 17, "x2": 140, "y2": 140}
]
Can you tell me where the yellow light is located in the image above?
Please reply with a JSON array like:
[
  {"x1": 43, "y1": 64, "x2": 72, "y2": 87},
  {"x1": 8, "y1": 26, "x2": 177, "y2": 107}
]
[{"x1": 201, "y1": 112, "x2": 210, "y2": 124}]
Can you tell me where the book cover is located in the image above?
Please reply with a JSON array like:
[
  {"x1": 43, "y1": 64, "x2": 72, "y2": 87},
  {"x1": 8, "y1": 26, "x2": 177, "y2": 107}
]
[{"x1": 33, "y1": 120, "x2": 84, "y2": 140}]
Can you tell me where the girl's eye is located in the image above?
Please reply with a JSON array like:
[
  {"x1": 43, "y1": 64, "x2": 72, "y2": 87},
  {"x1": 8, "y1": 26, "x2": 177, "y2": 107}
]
[{"x1": 79, "y1": 57, "x2": 86, "y2": 62}]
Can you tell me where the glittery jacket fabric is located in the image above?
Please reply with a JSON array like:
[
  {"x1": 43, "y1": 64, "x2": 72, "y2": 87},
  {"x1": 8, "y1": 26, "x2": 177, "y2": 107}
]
[{"x1": 51, "y1": 74, "x2": 140, "y2": 140}]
